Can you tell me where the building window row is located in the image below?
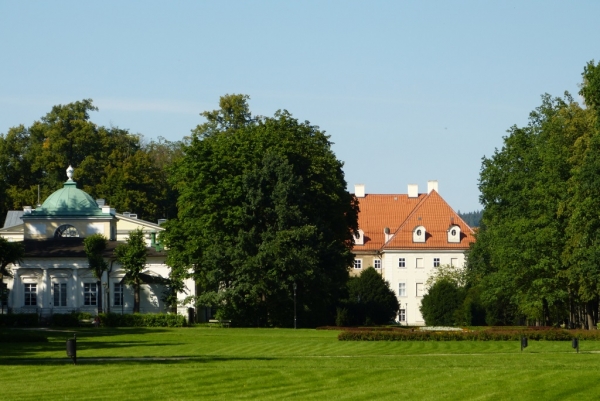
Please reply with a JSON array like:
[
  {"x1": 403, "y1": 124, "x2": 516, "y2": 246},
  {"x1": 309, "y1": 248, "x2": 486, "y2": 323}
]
[
  {"x1": 21, "y1": 283, "x2": 126, "y2": 307},
  {"x1": 397, "y1": 257, "x2": 459, "y2": 268}
]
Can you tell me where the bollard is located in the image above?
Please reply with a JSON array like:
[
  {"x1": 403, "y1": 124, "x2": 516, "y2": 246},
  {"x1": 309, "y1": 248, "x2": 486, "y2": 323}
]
[
  {"x1": 66, "y1": 333, "x2": 77, "y2": 365},
  {"x1": 521, "y1": 336, "x2": 528, "y2": 352},
  {"x1": 572, "y1": 337, "x2": 579, "y2": 353}
]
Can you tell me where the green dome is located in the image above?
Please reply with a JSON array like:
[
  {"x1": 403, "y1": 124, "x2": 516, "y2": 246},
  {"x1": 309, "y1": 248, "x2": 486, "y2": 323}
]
[{"x1": 33, "y1": 181, "x2": 105, "y2": 217}]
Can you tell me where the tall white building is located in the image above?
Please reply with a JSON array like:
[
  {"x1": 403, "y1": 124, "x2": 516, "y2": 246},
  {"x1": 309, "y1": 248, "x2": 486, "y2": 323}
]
[{"x1": 351, "y1": 181, "x2": 475, "y2": 325}]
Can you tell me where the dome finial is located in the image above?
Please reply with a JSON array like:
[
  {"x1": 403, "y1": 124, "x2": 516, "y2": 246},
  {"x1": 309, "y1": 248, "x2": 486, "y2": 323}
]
[{"x1": 66, "y1": 165, "x2": 74, "y2": 182}]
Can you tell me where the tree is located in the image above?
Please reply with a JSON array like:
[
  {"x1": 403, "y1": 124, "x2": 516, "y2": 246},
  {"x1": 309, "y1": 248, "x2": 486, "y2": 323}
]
[
  {"x1": 115, "y1": 229, "x2": 147, "y2": 313},
  {"x1": 345, "y1": 267, "x2": 399, "y2": 326},
  {"x1": 0, "y1": 100, "x2": 180, "y2": 222},
  {"x1": 0, "y1": 237, "x2": 24, "y2": 288},
  {"x1": 163, "y1": 94, "x2": 359, "y2": 327},
  {"x1": 472, "y1": 75, "x2": 597, "y2": 327},
  {"x1": 420, "y1": 279, "x2": 465, "y2": 326},
  {"x1": 84, "y1": 234, "x2": 109, "y2": 313}
]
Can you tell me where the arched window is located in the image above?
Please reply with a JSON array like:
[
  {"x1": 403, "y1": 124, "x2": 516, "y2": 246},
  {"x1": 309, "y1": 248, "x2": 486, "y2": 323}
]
[{"x1": 55, "y1": 224, "x2": 79, "y2": 238}]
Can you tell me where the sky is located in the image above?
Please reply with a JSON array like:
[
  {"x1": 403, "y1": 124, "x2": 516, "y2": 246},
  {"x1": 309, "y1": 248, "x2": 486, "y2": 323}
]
[{"x1": 1, "y1": 1, "x2": 599, "y2": 213}]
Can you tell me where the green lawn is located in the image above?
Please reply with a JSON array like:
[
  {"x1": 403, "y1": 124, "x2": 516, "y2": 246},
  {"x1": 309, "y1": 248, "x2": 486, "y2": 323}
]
[{"x1": 1, "y1": 327, "x2": 600, "y2": 400}]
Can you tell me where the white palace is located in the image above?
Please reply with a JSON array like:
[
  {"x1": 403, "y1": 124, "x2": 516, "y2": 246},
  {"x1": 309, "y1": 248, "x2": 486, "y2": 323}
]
[{"x1": 0, "y1": 166, "x2": 196, "y2": 318}]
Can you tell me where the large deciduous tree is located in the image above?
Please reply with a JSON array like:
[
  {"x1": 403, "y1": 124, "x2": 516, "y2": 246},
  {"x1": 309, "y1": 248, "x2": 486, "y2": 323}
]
[
  {"x1": 163, "y1": 94, "x2": 359, "y2": 327},
  {"x1": 469, "y1": 61, "x2": 600, "y2": 328},
  {"x1": 0, "y1": 100, "x2": 180, "y2": 222},
  {"x1": 115, "y1": 229, "x2": 148, "y2": 313}
]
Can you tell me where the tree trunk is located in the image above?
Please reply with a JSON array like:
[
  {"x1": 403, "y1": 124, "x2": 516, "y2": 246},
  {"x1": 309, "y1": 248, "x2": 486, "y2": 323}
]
[
  {"x1": 586, "y1": 300, "x2": 597, "y2": 330},
  {"x1": 134, "y1": 282, "x2": 140, "y2": 313}
]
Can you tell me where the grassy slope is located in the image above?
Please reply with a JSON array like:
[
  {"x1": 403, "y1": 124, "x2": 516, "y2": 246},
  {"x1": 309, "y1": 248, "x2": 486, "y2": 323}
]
[{"x1": 1, "y1": 327, "x2": 600, "y2": 400}]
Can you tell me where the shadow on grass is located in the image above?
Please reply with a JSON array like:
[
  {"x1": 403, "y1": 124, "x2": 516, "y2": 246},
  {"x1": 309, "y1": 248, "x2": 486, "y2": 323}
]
[
  {"x1": 0, "y1": 355, "x2": 276, "y2": 366},
  {"x1": 0, "y1": 327, "x2": 185, "y2": 358}
]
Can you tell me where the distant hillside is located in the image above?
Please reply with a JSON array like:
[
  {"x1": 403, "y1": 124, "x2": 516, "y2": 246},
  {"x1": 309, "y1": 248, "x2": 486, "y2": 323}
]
[{"x1": 458, "y1": 210, "x2": 482, "y2": 228}]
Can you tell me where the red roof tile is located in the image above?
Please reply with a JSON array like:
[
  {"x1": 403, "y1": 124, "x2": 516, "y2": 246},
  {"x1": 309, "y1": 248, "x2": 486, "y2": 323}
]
[{"x1": 355, "y1": 190, "x2": 475, "y2": 251}]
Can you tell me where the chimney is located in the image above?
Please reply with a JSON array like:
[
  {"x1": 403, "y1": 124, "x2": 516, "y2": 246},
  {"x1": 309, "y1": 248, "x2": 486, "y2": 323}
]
[
  {"x1": 427, "y1": 180, "x2": 439, "y2": 194},
  {"x1": 354, "y1": 184, "x2": 365, "y2": 198},
  {"x1": 96, "y1": 199, "x2": 106, "y2": 207},
  {"x1": 408, "y1": 184, "x2": 418, "y2": 198}
]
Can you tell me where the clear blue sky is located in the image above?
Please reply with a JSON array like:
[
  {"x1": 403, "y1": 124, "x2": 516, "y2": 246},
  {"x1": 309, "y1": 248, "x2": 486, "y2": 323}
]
[{"x1": 1, "y1": 1, "x2": 598, "y2": 213}]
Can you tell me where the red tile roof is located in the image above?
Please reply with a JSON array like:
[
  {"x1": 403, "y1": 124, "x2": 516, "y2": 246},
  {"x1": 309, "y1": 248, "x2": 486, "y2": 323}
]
[{"x1": 355, "y1": 190, "x2": 475, "y2": 251}]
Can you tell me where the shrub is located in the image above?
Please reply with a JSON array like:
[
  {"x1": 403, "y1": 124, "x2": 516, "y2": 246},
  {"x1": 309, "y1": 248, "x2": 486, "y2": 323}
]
[
  {"x1": 338, "y1": 327, "x2": 600, "y2": 341},
  {"x1": 98, "y1": 313, "x2": 187, "y2": 327},
  {"x1": 420, "y1": 279, "x2": 465, "y2": 326},
  {"x1": 50, "y1": 313, "x2": 80, "y2": 327},
  {"x1": 0, "y1": 313, "x2": 39, "y2": 327},
  {"x1": 345, "y1": 267, "x2": 399, "y2": 325}
]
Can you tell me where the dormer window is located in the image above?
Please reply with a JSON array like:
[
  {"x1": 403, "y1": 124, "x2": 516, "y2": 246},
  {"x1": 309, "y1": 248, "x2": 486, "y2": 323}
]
[
  {"x1": 413, "y1": 225, "x2": 426, "y2": 243},
  {"x1": 448, "y1": 225, "x2": 461, "y2": 243},
  {"x1": 354, "y1": 229, "x2": 365, "y2": 245}
]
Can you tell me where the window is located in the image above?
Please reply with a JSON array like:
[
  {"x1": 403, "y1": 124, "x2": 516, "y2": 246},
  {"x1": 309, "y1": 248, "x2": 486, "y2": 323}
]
[
  {"x1": 54, "y1": 224, "x2": 79, "y2": 238},
  {"x1": 354, "y1": 259, "x2": 362, "y2": 269},
  {"x1": 24, "y1": 283, "x2": 37, "y2": 306},
  {"x1": 114, "y1": 283, "x2": 123, "y2": 306},
  {"x1": 416, "y1": 258, "x2": 424, "y2": 269},
  {"x1": 374, "y1": 260, "x2": 381, "y2": 269},
  {"x1": 84, "y1": 283, "x2": 97, "y2": 306},
  {"x1": 53, "y1": 283, "x2": 67, "y2": 307},
  {"x1": 416, "y1": 283, "x2": 424, "y2": 297},
  {"x1": 433, "y1": 258, "x2": 440, "y2": 268},
  {"x1": 398, "y1": 258, "x2": 406, "y2": 268},
  {"x1": 398, "y1": 283, "x2": 406, "y2": 297},
  {"x1": 398, "y1": 309, "x2": 406, "y2": 322}
]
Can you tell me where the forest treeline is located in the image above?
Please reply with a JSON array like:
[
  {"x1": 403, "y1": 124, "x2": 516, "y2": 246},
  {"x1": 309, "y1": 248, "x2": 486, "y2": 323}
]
[
  {"x1": 0, "y1": 99, "x2": 181, "y2": 223},
  {"x1": 458, "y1": 210, "x2": 482, "y2": 227},
  {"x1": 467, "y1": 60, "x2": 600, "y2": 329}
]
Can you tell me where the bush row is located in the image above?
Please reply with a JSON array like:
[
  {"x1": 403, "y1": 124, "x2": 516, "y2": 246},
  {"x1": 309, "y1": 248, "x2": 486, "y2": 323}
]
[
  {"x1": 338, "y1": 328, "x2": 600, "y2": 341},
  {"x1": 0, "y1": 313, "x2": 39, "y2": 327},
  {"x1": 51, "y1": 312, "x2": 93, "y2": 327},
  {"x1": 0, "y1": 330, "x2": 48, "y2": 343},
  {"x1": 98, "y1": 313, "x2": 187, "y2": 327}
]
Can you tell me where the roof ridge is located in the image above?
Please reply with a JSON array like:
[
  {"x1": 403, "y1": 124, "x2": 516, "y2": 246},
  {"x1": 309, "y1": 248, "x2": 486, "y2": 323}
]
[
  {"x1": 428, "y1": 190, "x2": 476, "y2": 233},
  {"x1": 381, "y1": 193, "x2": 429, "y2": 249}
]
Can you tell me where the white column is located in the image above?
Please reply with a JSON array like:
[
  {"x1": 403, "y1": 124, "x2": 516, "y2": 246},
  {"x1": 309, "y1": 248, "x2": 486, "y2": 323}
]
[
  {"x1": 12, "y1": 271, "x2": 21, "y2": 310},
  {"x1": 72, "y1": 269, "x2": 79, "y2": 309},
  {"x1": 42, "y1": 269, "x2": 50, "y2": 309}
]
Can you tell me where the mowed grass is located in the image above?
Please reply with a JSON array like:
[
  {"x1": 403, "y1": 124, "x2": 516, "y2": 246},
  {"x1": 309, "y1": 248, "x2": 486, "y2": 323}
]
[{"x1": 2, "y1": 327, "x2": 600, "y2": 400}]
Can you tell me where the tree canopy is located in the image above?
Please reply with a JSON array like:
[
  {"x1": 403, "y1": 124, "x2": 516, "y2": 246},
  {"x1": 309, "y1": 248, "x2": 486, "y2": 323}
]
[
  {"x1": 0, "y1": 100, "x2": 181, "y2": 222},
  {"x1": 163, "y1": 94, "x2": 359, "y2": 327},
  {"x1": 468, "y1": 61, "x2": 600, "y2": 328},
  {"x1": 115, "y1": 229, "x2": 148, "y2": 313}
]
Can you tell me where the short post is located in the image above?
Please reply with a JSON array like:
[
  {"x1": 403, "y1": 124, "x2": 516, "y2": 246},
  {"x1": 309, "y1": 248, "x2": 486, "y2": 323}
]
[
  {"x1": 521, "y1": 336, "x2": 528, "y2": 352},
  {"x1": 293, "y1": 282, "x2": 297, "y2": 330},
  {"x1": 572, "y1": 337, "x2": 579, "y2": 353},
  {"x1": 66, "y1": 333, "x2": 77, "y2": 365}
]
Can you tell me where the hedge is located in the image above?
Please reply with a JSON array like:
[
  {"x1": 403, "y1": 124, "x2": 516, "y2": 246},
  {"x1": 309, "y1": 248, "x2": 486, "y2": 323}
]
[
  {"x1": 98, "y1": 313, "x2": 187, "y2": 327},
  {"x1": 0, "y1": 313, "x2": 39, "y2": 327},
  {"x1": 51, "y1": 312, "x2": 93, "y2": 327},
  {"x1": 338, "y1": 328, "x2": 600, "y2": 341}
]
